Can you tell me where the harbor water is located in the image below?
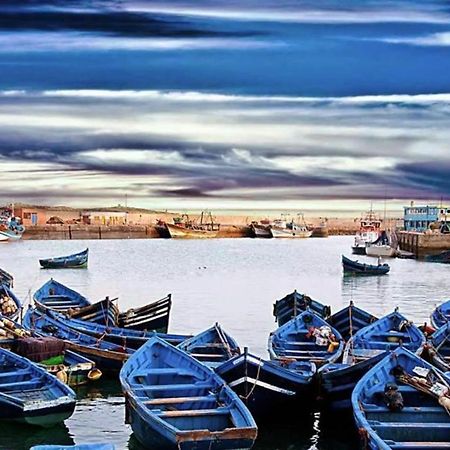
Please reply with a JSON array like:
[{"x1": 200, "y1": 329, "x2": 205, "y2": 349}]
[{"x1": 0, "y1": 236, "x2": 448, "y2": 449}]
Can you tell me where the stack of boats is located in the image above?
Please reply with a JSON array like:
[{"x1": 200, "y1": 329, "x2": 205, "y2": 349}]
[
  {"x1": 250, "y1": 214, "x2": 313, "y2": 239},
  {"x1": 3, "y1": 271, "x2": 450, "y2": 449}
]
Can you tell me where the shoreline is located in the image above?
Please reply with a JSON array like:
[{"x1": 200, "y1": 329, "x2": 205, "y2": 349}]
[{"x1": 20, "y1": 217, "x2": 371, "y2": 240}]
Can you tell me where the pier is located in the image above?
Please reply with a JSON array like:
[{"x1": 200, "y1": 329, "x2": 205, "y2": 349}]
[{"x1": 398, "y1": 231, "x2": 450, "y2": 257}]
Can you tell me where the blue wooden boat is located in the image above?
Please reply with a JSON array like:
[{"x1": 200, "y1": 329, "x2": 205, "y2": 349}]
[
  {"x1": 120, "y1": 336, "x2": 258, "y2": 450},
  {"x1": 31, "y1": 445, "x2": 115, "y2": 450},
  {"x1": 327, "y1": 301, "x2": 378, "y2": 342},
  {"x1": 216, "y1": 347, "x2": 316, "y2": 421},
  {"x1": 352, "y1": 347, "x2": 450, "y2": 449},
  {"x1": 273, "y1": 290, "x2": 331, "y2": 327},
  {"x1": 342, "y1": 310, "x2": 425, "y2": 365},
  {"x1": 39, "y1": 248, "x2": 89, "y2": 269},
  {"x1": 0, "y1": 267, "x2": 13, "y2": 288},
  {"x1": 23, "y1": 307, "x2": 133, "y2": 373},
  {"x1": 177, "y1": 323, "x2": 240, "y2": 368},
  {"x1": 319, "y1": 310, "x2": 426, "y2": 411},
  {"x1": 46, "y1": 309, "x2": 189, "y2": 350},
  {"x1": 0, "y1": 347, "x2": 76, "y2": 427},
  {"x1": 431, "y1": 299, "x2": 450, "y2": 329},
  {"x1": 34, "y1": 279, "x2": 91, "y2": 312},
  {"x1": 268, "y1": 310, "x2": 344, "y2": 366},
  {"x1": 71, "y1": 294, "x2": 172, "y2": 333},
  {"x1": 426, "y1": 322, "x2": 450, "y2": 373},
  {"x1": 0, "y1": 284, "x2": 22, "y2": 321},
  {"x1": 342, "y1": 255, "x2": 390, "y2": 276},
  {"x1": 0, "y1": 315, "x2": 102, "y2": 386}
]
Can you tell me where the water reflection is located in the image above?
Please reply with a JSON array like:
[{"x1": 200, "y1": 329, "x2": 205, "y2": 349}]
[{"x1": 0, "y1": 422, "x2": 73, "y2": 450}]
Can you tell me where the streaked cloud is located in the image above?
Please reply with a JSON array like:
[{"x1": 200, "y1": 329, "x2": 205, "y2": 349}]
[{"x1": 0, "y1": 89, "x2": 449, "y2": 208}]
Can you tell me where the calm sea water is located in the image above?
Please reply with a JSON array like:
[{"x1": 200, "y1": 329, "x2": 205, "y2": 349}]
[{"x1": 0, "y1": 236, "x2": 449, "y2": 450}]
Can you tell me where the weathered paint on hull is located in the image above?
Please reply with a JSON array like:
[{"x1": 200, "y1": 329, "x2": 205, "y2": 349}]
[
  {"x1": 166, "y1": 224, "x2": 218, "y2": 239},
  {"x1": 270, "y1": 228, "x2": 312, "y2": 238}
]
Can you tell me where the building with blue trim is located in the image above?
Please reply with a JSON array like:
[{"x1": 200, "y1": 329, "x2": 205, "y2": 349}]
[{"x1": 404, "y1": 204, "x2": 450, "y2": 231}]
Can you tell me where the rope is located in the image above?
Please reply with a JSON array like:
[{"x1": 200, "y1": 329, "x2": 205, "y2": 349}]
[{"x1": 240, "y1": 361, "x2": 262, "y2": 401}]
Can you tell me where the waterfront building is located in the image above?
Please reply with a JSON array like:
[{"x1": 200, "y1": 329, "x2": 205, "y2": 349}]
[{"x1": 403, "y1": 203, "x2": 450, "y2": 231}]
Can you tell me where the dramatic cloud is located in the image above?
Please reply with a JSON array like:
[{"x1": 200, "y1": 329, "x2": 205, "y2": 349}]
[{"x1": 1, "y1": 90, "x2": 450, "y2": 209}]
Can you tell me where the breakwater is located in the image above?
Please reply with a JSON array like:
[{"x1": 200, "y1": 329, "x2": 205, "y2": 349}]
[{"x1": 21, "y1": 219, "x2": 361, "y2": 240}]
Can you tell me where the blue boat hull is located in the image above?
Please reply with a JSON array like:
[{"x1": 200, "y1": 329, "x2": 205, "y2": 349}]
[
  {"x1": 352, "y1": 348, "x2": 450, "y2": 450},
  {"x1": 431, "y1": 300, "x2": 450, "y2": 329},
  {"x1": 318, "y1": 352, "x2": 386, "y2": 410},
  {"x1": 216, "y1": 352, "x2": 315, "y2": 421},
  {"x1": 128, "y1": 399, "x2": 255, "y2": 450},
  {"x1": 39, "y1": 249, "x2": 89, "y2": 269},
  {"x1": 273, "y1": 290, "x2": 331, "y2": 326},
  {"x1": 342, "y1": 255, "x2": 390, "y2": 276},
  {"x1": 34, "y1": 279, "x2": 91, "y2": 311}
]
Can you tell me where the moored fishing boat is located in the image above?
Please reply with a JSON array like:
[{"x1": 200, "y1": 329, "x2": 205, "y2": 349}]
[
  {"x1": 268, "y1": 310, "x2": 343, "y2": 366},
  {"x1": 319, "y1": 310, "x2": 425, "y2": 410},
  {"x1": 120, "y1": 336, "x2": 258, "y2": 450},
  {"x1": 342, "y1": 310, "x2": 425, "y2": 366},
  {"x1": 177, "y1": 323, "x2": 240, "y2": 368},
  {"x1": 352, "y1": 209, "x2": 381, "y2": 255},
  {"x1": 365, "y1": 231, "x2": 396, "y2": 258},
  {"x1": 0, "y1": 284, "x2": 22, "y2": 321},
  {"x1": 216, "y1": 347, "x2": 316, "y2": 421},
  {"x1": 250, "y1": 221, "x2": 272, "y2": 238},
  {"x1": 34, "y1": 279, "x2": 90, "y2": 312},
  {"x1": 0, "y1": 347, "x2": 76, "y2": 427},
  {"x1": 0, "y1": 315, "x2": 102, "y2": 387},
  {"x1": 342, "y1": 255, "x2": 390, "y2": 276},
  {"x1": 23, "y1": 308, "x2": 133, "y2": 373},
  {"x1": 270, "y1": 214, "x2": 312, "y2": 238},
  {"x1": 310, "y1": 221, "x2": 328, "y2": 238},
  {"x1": 39, "y1": 249, "x2": 89, "y2": 269},
  {"x1": 326, "y1": 301, "x2": 377, "y2": 342},
  {"x1": 431, "y1": 299, "x2": 450, "y2": 329},
  {"x1": 273, "y1": 290, "x2": 331, "y2": 327},
  {"x1": 46, "y1": 308, "x2": 188, "y2": 349},
  {"x1": 166, "y1": 211, "x2": 220, "y2": 239},
  {"x1": 69, "y1": 294, "x2": 172, "y2": 333},
  {"x1": 0, "y1": 216, "x2": 25, "y2": 242},
  {"x1": 425, "y1": 323, "x2": 450, "y2": 373},
  {"x1": 352, "y1": 347, "x2": 450, "y2": 450}
]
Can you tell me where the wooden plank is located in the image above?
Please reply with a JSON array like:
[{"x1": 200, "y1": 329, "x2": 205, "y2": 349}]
[
  {"x1": 143, "y1": 396, "x2": 214, "y2": 405},
  {"x1": 159, "y1": 408, "x2": 229, "y2": 418}
]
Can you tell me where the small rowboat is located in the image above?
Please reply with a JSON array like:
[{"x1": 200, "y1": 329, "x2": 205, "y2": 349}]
[
  {"x1": 326, "y1": 301, "x2": 377, "y2": 342},
  {"x1": 431, "y1": 299, "x2": 450, "y2": 329},
  {"x1": 352, "y1": 347, "x2": 450, "y2": 450},
  {"x1": 273, "y1": 290, "x2": 331, "y2": 327},
  {"x1": 120, "y1": 336, "x2": 258, "y2": 450},
  {"x1": 0, "y1": 315, "x2": 102, "y2": 387},
  {"x1": 34, "y1": 279, "x2": 90, "y2": 312},
  {"x1": 46, "y1": 308, "x2": 189, "y2": 350},
  {"x1": 323, "y1": 310, "x2": 426, "y2": 409},
  {"x1": 23, "y1": 308, "x2": 134, "y2": 374},
  {"x1": 31, "y1": 445, "x2": 115, "y2": 450},
  {"x1": 216, "y1": 348, "x2": 316, "y2": 421},
  {"x1": 177, "y1": 323, "x2": 240, "y2": 368},
  {"x1": 426, "y1": 323, "x2": 450, "y2": 372},
  {"x1": 0, "y1": 284, "x2": 22, "y2": 321},
  {"x1": 0, "y1": 347, "x2": 76, "y2": 427},
  {"x1": 39, "y1": 249, "x2": 89, "y2": 269},
  {"x1": 342, "y1": 310, "x2": 425, "y2": 366},
  {"x1": 36, "y1": 279, "x2": 172, "y2": 333},
  {"x1": 268, "y1": 310, "x2": 344, "y2": 366},
  {"x1": 342, "y1": 255, "x2": 390, "y2": 276},
  {"x1": 0, "y1": 267, "x2": 13, "y2": 288}
]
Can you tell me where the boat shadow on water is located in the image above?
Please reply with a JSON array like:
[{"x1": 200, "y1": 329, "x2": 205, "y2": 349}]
[{"x1": 0, "y1": 422, "x2": 74, "y2": 450}]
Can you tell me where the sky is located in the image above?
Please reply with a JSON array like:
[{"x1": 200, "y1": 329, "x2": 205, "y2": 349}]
[{"x1": 1, "y1": 1, "x2": 450, "y2": 212}]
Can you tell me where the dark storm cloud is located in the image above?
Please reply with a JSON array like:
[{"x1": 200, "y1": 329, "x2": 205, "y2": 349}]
[
  {"x1": 0, "y1": 2, "x2": 260, "y2": 39},
  {"x1": 1, "y1": 90, "x2": 450, "y2": 205}
]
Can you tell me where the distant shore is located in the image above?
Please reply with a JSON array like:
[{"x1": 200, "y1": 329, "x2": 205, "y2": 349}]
[{"x1": 21, "y1": 217, "x2": 394, "y2": 240}]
